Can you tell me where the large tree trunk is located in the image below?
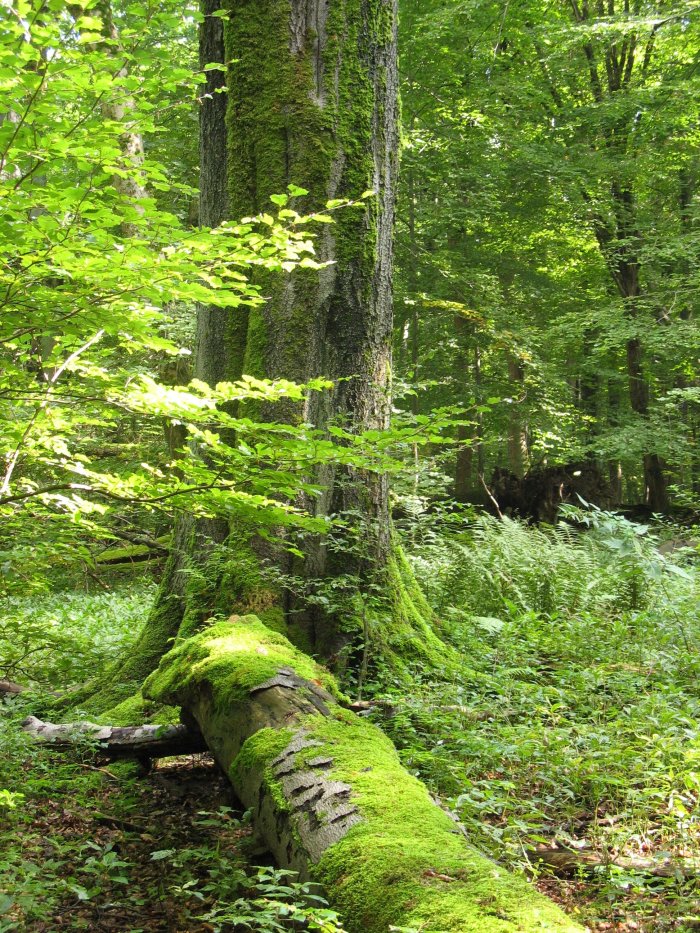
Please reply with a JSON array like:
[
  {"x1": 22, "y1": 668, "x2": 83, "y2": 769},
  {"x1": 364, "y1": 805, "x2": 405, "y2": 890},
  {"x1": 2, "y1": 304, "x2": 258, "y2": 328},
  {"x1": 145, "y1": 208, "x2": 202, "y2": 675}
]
[
  {"x1": 141, "y1": 615, "x2": 581, "y2": 933},
  {"x1": 222, "y1": 0, "x2": 400, "y2": 659},
  {"x1": 79, "y1": 0, "x2": 441, "y2": 715},
  {"x1": 139, "y1": 0, "x2": 431, "y2": 670}
]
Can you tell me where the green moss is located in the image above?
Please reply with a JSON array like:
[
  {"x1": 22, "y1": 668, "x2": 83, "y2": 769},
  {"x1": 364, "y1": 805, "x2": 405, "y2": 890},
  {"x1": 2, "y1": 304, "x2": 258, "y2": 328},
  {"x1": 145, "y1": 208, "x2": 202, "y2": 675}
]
[
  {"x1": 210, "y1": 528, "x2": 281, "y2": 621},
  {"x1": 334, "y1": 540, "x2": 462, "y2": 686},
  {"x1": 100, "y1": 691, "x2": 180, "y2": 727},
  {"x1": 230, "y1": 726, "x2": 294, "y2": 813},
  {"x1": 257, "y1": 607, "x2": 288, "y2": 636},
  {"x1": 95, "y1": 535, "x2": 170, "y2": 566},
  {"x1": 224, "y1": 0, "x2": 338, "y2": 399},
  {"x1": 298, "y1": 714, "x2": 580, "y2": 933},
  {"x1": 57, "y1": 677, "x2": 141, "y2": 717},
  {"x1": 143, "y1": 615, "x2": 341, "y2": 710}
]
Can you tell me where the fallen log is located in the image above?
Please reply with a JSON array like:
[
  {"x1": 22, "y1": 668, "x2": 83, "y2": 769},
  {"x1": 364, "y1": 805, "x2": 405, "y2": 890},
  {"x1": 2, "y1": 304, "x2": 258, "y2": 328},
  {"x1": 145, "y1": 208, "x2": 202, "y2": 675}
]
[
  {"x1": 142, "y1": 614, "x2": 582, "y2": 933},
  {"x1": 22, "y1": 715, "x2": 207, "y2": 760},
  {"x1": 0, "y1": 680, "x2": 25, "y2": 695},
  {"x1": 533, "y1": 847, "x2": 700, "y2": 879}
]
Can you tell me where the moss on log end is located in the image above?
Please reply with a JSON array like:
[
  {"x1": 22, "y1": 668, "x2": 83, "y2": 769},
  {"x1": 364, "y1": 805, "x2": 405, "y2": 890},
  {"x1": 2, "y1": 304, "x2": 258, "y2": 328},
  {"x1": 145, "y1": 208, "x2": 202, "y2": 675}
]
[{"x1": 143, "y1": 615, "x2": 582, "y2": 933}]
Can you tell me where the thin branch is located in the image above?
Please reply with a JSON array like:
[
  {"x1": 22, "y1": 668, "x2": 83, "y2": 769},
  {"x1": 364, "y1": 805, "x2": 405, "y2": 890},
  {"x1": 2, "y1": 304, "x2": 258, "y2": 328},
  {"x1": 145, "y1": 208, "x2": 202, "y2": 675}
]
[
  {"x1": 0, "y1": 477, "x2": 237, "y2": 508},
  {"x1": 0, "y1": 331, "x2": 104, "y2": 496}
]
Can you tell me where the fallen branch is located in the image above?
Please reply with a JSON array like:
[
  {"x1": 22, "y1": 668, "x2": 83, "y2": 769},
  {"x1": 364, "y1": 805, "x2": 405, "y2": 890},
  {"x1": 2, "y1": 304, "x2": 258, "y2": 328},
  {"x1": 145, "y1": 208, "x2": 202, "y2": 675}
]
[
  {"x1": 104, "y1": 529, "x2": 170, "y2": 553},
  {"x1": 95, "y1": 811, "x2": 148, "y2": 832},
  {"x1": 22, "y1": 715, "x2": 207, "y2": 760},
  {"x1": 347, "y1": 697, "x2": 497, "y2": 720},
  {"x1": 533, "y1": 847, "x2": 700, "y2": 878}
]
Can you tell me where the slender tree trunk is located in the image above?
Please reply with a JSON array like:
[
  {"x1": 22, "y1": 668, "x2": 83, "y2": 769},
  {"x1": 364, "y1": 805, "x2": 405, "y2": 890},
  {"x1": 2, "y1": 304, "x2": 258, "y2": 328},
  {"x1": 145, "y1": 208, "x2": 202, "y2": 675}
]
[
  {"x1": 626, "y1": 332, "x2": 668, "y2": 510},
  {"x1": 406, "y1": 169, "x2": 421, "y2": 488},
  {"x1": 594, "y1": 184, "x2": 669, "y2": 511},
  {"x1": 92, "y1": 0, "x2": 147, "y2": 236},
  {"x1": 506, "y1": 354, "x2": 527, "y2": 478},
  {"x1": 453, "y1": 314, "x2": 474, "y2": 502}
]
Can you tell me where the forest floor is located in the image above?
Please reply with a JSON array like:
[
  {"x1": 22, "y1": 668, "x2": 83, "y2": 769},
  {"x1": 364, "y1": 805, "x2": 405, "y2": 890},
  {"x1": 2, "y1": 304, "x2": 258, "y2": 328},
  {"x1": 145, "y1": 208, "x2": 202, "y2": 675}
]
[
  {"x1": 0, "y1": 742, "x2": 242, "y2": 931},
  {"x1": 2, "y1": 512, "x2": 700, "y2": 931},
  {"x1": 0, "y1": 728, "x2": 342, "y2": 932}
]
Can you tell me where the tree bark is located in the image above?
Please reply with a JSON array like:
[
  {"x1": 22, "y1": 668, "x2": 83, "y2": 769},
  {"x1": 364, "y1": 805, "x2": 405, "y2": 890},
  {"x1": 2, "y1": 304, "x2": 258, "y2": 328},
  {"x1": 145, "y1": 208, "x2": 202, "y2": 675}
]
[
  {"x1": 141, "y1": 615, "x2": 582, "y2": 933},
  {"x1": 223, "y1": 0, "x2": 400, "y2": 657},
  {"x1": 0, "y1": 679, "x2": 25, "y2": 695},
  {"x1": 80, "y1": 0, "x2": 444, "y2": 717},
  {"x1": 547, "y1": 2, "x2": 671, "y2": 511},
  {"x1": 506, "y1": 354, "x2": 528, "y2": 479}
]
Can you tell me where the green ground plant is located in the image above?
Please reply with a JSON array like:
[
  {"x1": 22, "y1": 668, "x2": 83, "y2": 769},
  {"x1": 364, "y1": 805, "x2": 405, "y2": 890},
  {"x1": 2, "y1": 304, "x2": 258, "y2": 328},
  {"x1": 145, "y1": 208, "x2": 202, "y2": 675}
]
[
  {"x1": 0, "y1": 581, "x2": 155, "y2": 689},
  {"x1": 0, "y1": 692, "x2": 346, "y2": 931},
  {"x1": 375, "y1": 511, "x2": 700, "y2": 930},
  {"x1": 2, "y1": 512, "x2": 698, "y2": 930}
]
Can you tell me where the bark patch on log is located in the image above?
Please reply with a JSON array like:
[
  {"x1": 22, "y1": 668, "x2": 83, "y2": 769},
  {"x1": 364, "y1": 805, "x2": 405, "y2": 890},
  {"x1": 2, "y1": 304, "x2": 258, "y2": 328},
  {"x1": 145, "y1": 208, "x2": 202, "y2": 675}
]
[{"x1": 272, "y1": 731, "x2": 361, "y2": 862}]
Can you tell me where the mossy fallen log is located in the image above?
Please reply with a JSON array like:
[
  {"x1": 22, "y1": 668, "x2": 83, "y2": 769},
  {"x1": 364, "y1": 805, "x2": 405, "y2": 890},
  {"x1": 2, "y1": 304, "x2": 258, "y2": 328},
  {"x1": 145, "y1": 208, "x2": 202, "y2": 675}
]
[
  {"x1": 143, "y1": 615, "x2": 582, "y2": 933},
  {"x1": 94, "y1": 547, "x2": 161, "y2": 567}
]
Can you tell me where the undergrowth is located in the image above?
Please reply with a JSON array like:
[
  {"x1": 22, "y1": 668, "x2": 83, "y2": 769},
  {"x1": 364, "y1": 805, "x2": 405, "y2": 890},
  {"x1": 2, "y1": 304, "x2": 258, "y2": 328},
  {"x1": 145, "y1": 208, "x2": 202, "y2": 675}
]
[
  {"x1": 0, "y1": 580, "x2": 346, "y2": 931},
  {"x1": 3, "y1": 511, "x2": 699, "y2": 930},
  {"x1": 383, "y1": 510, "x2": 700, "y2": 931},
  {"x1": 0, "y1": 580, "x2": 156, "y2": 690},
  {"x1": 0, "y1": 699, "x2": 345, "y2": 932}
]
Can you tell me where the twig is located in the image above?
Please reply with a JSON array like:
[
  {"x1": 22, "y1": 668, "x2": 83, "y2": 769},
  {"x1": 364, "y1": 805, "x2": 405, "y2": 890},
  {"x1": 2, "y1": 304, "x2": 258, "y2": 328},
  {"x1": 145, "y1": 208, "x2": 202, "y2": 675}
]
[
  {"x1": 78, "y1": 763, "x2": 120, "y2": 781},
  {"x1": 0, "y1": 331, "x2": 104, "y2": 497},
  {"x1": 478, "y1": 471, "x2": 504, "y2": 519}
]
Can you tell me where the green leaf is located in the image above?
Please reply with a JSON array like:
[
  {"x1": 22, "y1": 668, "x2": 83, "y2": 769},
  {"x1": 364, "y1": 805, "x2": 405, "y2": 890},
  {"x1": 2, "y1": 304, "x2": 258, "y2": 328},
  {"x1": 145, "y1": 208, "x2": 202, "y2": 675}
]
[{"x1": 150, "y1": 849, "x2": 176, "y2": 861}]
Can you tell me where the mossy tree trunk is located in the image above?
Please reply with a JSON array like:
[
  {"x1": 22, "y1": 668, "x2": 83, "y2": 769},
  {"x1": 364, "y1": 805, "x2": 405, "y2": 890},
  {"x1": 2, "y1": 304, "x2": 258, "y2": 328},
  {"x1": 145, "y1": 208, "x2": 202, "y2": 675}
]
[
  {"x1": 220, "y1": 0, "x2": 401, "y2": 660},
  {"x1": 88, "y1": 0, "x2": 443, "y2": 714},
  {"x1": 139, "y1": 0, "x2": 436, "y2": 672},
  {"x1": 73, "y1": 3, "x2": 236, "y2": 708}
]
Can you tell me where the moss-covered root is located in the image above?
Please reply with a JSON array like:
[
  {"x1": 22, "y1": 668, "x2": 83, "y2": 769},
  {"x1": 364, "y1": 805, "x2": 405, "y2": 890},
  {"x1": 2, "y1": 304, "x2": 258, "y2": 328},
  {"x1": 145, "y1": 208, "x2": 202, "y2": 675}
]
[{"x1": 143, "y1": 615, "x2": 582, "y2": 933}]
